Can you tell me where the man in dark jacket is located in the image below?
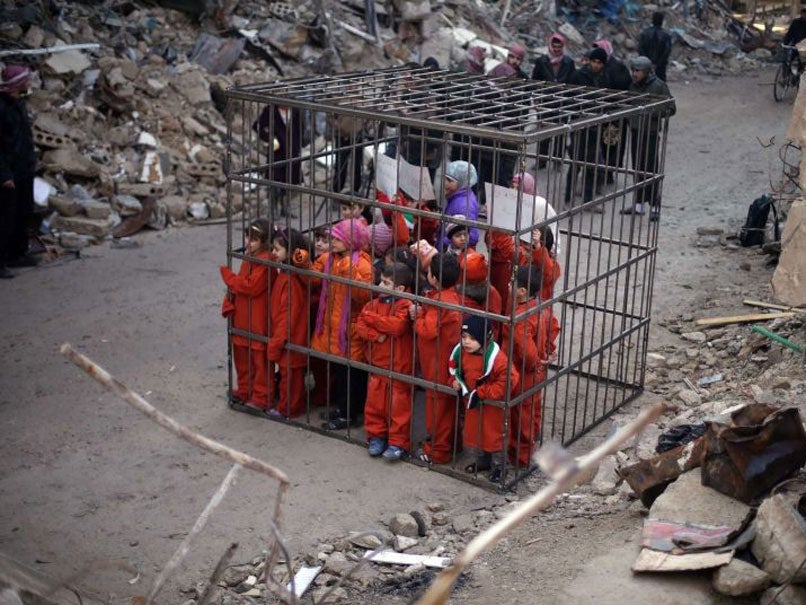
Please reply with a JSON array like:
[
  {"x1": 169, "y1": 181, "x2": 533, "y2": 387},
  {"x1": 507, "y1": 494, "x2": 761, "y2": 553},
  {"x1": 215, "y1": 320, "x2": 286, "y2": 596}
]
[
  {"x1": 638, "y1": 12, "x2": 673, "y2": 82},
  {"x1": 0, "y1": 65, "x2": 38, "y2": 278},
  {"x1": 593, "y1": 40, "x2": 631, "y2": 184},
  {"x1": 624, "y1": 56, "x2": 676, "y2": 222},
  {"x1": 532, "y1": 33, "x2": 575, "y2": 84}
]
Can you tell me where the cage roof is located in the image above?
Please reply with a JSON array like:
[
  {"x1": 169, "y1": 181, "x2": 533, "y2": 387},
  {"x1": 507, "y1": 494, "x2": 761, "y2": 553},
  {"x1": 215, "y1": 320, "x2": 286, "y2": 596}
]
[{"x1": 229, "y1": 66, "x2": 673, "y2": 144}]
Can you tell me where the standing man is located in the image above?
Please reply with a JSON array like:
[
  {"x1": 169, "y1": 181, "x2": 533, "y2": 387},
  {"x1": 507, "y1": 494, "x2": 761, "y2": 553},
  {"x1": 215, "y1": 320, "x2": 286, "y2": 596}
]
[
  {"x1": 0, "y1": 65, "x2": 38, "y2": 278},
  {"x1": 625, "y1": 56, "x2": 676, "y2": 222},
  {"x1": 638, "y1": 11, "x2": 673, "y2": 82},
  {"x1": 532, "y1": 33, "x2": 576, "y2": 84},
  {"x1": 506, "y1": 44, "x2": 529, "y2": 79}
]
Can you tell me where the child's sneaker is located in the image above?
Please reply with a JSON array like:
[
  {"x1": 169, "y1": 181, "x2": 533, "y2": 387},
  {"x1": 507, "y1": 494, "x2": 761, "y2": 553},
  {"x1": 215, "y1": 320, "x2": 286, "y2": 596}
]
[
  {"x1": 382, "y1": 445, "x2": 406, "y2": 462},
  {"x1": 267, "y1": 408, "x2": 284, "y2": 419},
  {"x1": 368, "y1": 437, "x2": 386, "y2": 457}
]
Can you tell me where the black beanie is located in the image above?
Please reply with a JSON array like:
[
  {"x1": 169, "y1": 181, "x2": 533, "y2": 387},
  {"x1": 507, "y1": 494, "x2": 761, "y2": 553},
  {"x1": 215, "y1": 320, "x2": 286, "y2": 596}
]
[
  {"x1": 461, "y1": 315, "x2": 490, "y2": 347},
  {"x1": 589, "y1": 47, "x2": 608, "y2": 63}
]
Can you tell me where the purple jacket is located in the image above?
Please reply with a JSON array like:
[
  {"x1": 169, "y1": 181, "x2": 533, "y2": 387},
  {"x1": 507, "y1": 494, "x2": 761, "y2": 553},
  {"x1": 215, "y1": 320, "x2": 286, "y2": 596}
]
[{"x1": 439, "y1": 188, "x2": 480, "y2": 249}]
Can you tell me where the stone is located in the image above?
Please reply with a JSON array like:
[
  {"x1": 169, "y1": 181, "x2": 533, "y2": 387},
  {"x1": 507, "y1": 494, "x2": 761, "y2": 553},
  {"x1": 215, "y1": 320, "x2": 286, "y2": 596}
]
[
  {"x1": 49, "y1": 195, "x2": 82, "y2": 217},
  {"x1": 403, "y1": 562, "x2": 426, "y2": 576},
  {"x1": 393, "y1": 535, "x2": 418, "y2": 552},
  {"x1": 772, "y1": 199, "x2": 806, "y2": 306},
  {"x1": 676, "y1": 389, "x2": 702, "y2": 407},
  {"x1": 112, "y1": 194, "x2": 142, "y2": 216},
  {"x1": 348, "y1": 532, "x2": 383, "y2": 550},
  {"x1": 409, "y1": 510, "x2": 430, "y2": 536},
  {"x1": 83, "y1": 200, "x2": 112, "y2": 219},
  {"x1": 116, "y1": 182, "x2": 166, "y2": 197},
  {"x1": 171, "y1": 69, "x2": 211, "y2": 105},
  {"x1": 163, "y1": 195, "x2": 188, "y2": 221},
  {"x1": 52, "y1": 215, "x2": 119, "y2": 238},
  {"x1": 209, "y1": 202, "x2": 226, "y2": 219},
  {"x1": 591, "y1": 455, "x2": 620, "y2": 496},
  {"x1": 390, "y1": 513, "x2": 419, "y2": 538},
  {"x1": 712, "y1": 559, "x2": 770, "y2": 596},
  {"x1": 695, "y1": 227, "x2": 723, "y2": 236},
  {"x1": 44, "y1": 50, "x2": 91, "y2": 75},
  {"x1": 431, "y1": 511, "x2": 449, "y2": 526},
  {"x1": 451, "y1": 513, "x2": 474, "y2": 534},
  {"x1": 751, "y1": 494, "x2": 806, "y2": 584},
  {"x1": 42, "y1": 148, "x2": 102, "y2": 178},
  {"x1": 681, "y1": 331, "x2": 707, "y2": 344},
  {"x1": 759, "y1": 585, "x2": 806, "y2": 605},
  {"x1": 646, "y1": 352, "x2": 667, "y2": 368},
  {"x1": 59, "y1": 232, "x2": 96, "y2": 249},
  {"x1": 426, "y1": 502, "x2": 444, "y2": 512},
  {"x1": 222, "y1": 567, "x2": 250, "y2": 587},
  {"x1": 322, "y1": 552, "x2": 352, "y2": 576},
  {"x1": 311, "y1": 586, "x2": 347, "y2": 603}
]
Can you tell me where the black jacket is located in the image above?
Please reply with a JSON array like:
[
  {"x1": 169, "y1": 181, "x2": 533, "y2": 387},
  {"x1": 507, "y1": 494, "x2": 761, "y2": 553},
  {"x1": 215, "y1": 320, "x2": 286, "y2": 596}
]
[
  {"x1": 568, "y1": 65, "x2": 606, "y2": 88},
  {"x1": 784, "y1": 18, "x2": 806, "y2": 46},
  {"x1": 638, "y1": 26, "x2": 672, "y2": 70},
  {"x1": 0, "y1": 94, "x2": 36, "y2": 182},
  {"x1": 531, "y1": 55, "x2": 576, "y2": 84},
  {"x1": 629, "y1": 73, "x2": 676, "y2": 127},
  {"x1": 603, "y1": 56, "x2": 632, "y2": 91}
]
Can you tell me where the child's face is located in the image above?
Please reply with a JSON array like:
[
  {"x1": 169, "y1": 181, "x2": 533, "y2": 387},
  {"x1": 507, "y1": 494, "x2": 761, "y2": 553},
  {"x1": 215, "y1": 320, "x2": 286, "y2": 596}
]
[
  {"x1": 340, "y1": 203, "x2": 364, "y2": 220},
  {"x1": 384, "y1": 252, "x2": 395, "y2": 267},
  {"x1": 379, "y1": 275, "x2": 405, "y2": 292},
  {"x1": 450, "y1": 230, "x2": 468, "y2": 250},
  {"x1": 443, "y1": 177, "x2": 458, "y2": 197},
  {"x1": 245, "y1": 233, "x2": 264, "y2": 254},
  {"x1": 315, "y1": 233, "x2": 329, "y2": 256},
  {"x1": 461, "y1": 332, "x2": 482, "y2": 353},
  {"x1": 330, "y1": 237, "x2": 348, "y2": 254},
  {"x1": 510, "y1": 275, "x2": 529, "y2": 302},
  {"x1": 272, "y1": 239, "x2": 288, "y2": 263}
]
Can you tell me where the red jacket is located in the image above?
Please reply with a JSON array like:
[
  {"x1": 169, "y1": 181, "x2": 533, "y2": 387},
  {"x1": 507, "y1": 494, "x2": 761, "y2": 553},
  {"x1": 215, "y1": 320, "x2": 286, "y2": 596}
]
[
  {"x1": 415, "y1": 287, "x2": 462, "y2": 384},
  {"x1": 453, "y1": 346, "x2": 518, "y2": 402},
  {"x1": 518, "y1": 243, "x2": 561, "y2": 301},
  {"x1": 220, "y1": 250, "x2": 273, "y2": 349},
  {"x1": 501, "y1": 298, "x2": 560, "y2": 386},
  {"x1": 355, "y1": 297, "x2": 413, "y2": 374},
  {"x1": 267, "y1": 269, "x2": 308, "y2": 367}
]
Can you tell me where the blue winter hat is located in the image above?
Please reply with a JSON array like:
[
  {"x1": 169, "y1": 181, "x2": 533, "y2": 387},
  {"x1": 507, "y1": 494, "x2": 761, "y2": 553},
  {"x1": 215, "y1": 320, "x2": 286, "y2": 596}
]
[{"x1": 444, "y1": 161, "x2": 478, "y2": 189}]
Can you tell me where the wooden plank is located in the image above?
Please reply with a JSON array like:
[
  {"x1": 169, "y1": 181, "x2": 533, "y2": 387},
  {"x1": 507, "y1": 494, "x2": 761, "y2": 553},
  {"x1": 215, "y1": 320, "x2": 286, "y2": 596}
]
[
  {"x1": 743, "y1": 299, "x2": 806, "y2": 312},
  {"x1": 694, "y1": 312, "x2": 795, "y2": 327}
]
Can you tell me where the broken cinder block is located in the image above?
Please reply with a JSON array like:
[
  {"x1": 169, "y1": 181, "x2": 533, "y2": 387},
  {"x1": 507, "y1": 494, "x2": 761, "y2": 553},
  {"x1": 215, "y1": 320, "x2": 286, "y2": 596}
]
[{"x1": 751, "y1": 494, "x2": 806, "y2": 584}]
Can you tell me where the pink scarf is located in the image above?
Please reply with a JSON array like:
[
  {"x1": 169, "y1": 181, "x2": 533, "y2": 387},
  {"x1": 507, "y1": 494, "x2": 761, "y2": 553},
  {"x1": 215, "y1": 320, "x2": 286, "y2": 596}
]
[
  {"x1": 548, "y1": 34, "x2": 565, "y2": 67},
  {"x1": 0, "y1": 65, "x2": 31, "y2": 94}
]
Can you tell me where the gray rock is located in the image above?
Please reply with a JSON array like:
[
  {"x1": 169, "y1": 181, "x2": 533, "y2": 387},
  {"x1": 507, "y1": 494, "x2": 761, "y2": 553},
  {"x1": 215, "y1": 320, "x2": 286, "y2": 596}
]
[
  {"x1": 451, "y1": 513, "x2": 474, "y2": 534},
  {"x1": 50, "y1": 195, "x2": 82, "y2": 217},
  {"x1": 409, "y1": 509, "x2": 430, "y2": 536},
  {"x1": 676, "y1": 389, "x2": 702, "y2": 407},
  {"x1": 59, "y1": 232, "x2": 96, "y2": 249},
  {"x1": 403, "y1": 562, "x2": 426, "y2": 576},
  {"x1": 42, "y1": 148, "x2": 102, "y2": 177},
  {"x1": 759, "y1": 584, "x2": 806, "y2": 605},
  {"x1": 427, "y1": 502, "x2": 444, "y2": 512},
  {"x1": 591, "y1": 455, "x2": 620, "y2": 496},
  {"x1": 431, "y1": 511, "x2": 450, "y2": 526},
  {"x1": 312, "y1": 586, "x2": 347, "y2": 603},
  {"x1": 390, "y1": 513, "x2": 419, "y2": 538},
  {"x1": 681, "y1": 331, "x2": 707, "y2": 344},
  {"x1": 752, "y1": 494, "x2": 806, "y2": 584},
  {"x1": 393, "y1": 535, "x2": 419, "y2": 552},
  {"x1": 646, "y1": 352, "x2": 667, "y2": 368},
  {"x1": 44, "y1": 50, "x2": 91, "y2": 75},
  {"x1": 322, "y1": 551, "x2": 352, "y2": 576},
  {"x1": 83, "y1": 200, "x2": 112, "y2": 219},
  {"x1": 164, "y1": 195, "x2": 188, "y2": 221},
  {"x1": 112, "y1": 194, "x2": 142, "y2": 216},
  {"x1": 712, "y1": 559, "x2": 770, "y2": 596},
  {"x1": 52, "y1": 215, "x2": 118, "y2": 238},
  {"x1": 222, "y1": 567, "x2": 250, "y2": 587},
  {"x1": 348, "y1": 532, "x2": 383, "y2": 550}
]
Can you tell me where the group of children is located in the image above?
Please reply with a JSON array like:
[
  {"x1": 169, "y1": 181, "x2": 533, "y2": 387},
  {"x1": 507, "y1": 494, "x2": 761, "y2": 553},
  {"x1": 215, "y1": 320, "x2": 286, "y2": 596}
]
[{"x1": 220, "y1": 160, "x2": 561, "y2": 479}]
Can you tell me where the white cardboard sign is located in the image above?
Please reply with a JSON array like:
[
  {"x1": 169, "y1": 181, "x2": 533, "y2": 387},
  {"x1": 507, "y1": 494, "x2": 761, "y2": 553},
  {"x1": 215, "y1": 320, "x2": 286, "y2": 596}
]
[
  {"x1": 398, "y1": 156, "x2": 436, "y2": 201},
  {"x1": 374, "y1": 152, "x2": 399, "y2": 196},
  {"x1": 484, "y1": 182, "x2": 560, "y2": 253}
]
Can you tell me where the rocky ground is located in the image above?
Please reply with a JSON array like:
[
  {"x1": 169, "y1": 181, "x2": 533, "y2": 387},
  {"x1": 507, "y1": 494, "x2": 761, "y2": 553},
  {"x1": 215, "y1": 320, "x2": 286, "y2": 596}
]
[{"x1": 1, "y1": 1, "x2": 804, "y2": 604}]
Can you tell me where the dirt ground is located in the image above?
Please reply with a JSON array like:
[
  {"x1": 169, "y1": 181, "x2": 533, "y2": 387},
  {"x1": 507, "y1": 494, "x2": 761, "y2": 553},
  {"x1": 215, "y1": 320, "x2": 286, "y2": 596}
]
[{"x1": 0, "y1": 70, "x2": 794, "y2": 604}]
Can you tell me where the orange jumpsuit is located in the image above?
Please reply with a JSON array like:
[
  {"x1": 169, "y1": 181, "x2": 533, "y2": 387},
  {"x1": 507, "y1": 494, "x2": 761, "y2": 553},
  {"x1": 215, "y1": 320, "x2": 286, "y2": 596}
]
[
  {"x1": 377, "y1": 189, "x2": 412, "y2": 246},
  {"x1": 220, "y1": 250, "x2": 274, "y2": 407},
  {"x1": 450, "y1": 345, "x2": 518, "y2": 453},
  {"x1": 501, "y1": 299, "x2": 560, "y2": 466},
  {"x1": 355, "y1": 297, "x2": 414, "y2": 450},
  {"x1": 518, "y1": 244, "x2": 562, "y2": 301},
  {"x1": 267, "y1": 270, "x2": 308, "y2": 417},
  {"x1": 486, "y1": 231, "x2": 517, "y2": 309},
  {"x1": 415, "y1": 287, "x2": 463, "y2": 463}
]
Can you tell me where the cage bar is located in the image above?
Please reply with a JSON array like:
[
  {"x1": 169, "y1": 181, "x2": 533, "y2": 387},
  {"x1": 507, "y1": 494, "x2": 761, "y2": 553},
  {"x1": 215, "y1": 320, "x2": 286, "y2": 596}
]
[{"x1": 222, "y1": 66, "x2": 673, "y2": 490}]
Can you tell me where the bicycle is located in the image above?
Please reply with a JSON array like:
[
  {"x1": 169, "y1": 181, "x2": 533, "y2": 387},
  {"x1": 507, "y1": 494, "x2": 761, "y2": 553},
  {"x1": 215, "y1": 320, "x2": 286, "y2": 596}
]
[{"x1": 774, "y1": 44, "x2": 804, "y2": 102}]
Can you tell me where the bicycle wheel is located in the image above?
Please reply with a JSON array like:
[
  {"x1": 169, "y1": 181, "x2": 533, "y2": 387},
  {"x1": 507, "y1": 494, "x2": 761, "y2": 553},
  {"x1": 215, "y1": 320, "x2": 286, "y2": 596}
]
[{"x1": 774, "y1": 63, "x2": 789, "y2": 102}]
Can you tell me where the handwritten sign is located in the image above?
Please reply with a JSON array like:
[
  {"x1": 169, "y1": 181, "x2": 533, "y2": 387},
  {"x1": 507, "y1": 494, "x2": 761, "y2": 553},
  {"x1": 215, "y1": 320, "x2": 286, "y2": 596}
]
[
  {"x1": 374, "y1": 153, "x2": 399, "y2": 196},
  {"x1": 484, "y1": 182, "x2": 561, "y2": 255},
  {"x1": 398, "y1": 156, "x2": 436, "y2": 201}
]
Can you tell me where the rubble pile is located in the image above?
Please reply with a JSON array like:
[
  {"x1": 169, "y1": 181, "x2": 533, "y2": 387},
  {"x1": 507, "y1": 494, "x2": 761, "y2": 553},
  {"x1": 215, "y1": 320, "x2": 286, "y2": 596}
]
[{"x1": 0, "y1": 0, "x2": 779, "y2": 253}]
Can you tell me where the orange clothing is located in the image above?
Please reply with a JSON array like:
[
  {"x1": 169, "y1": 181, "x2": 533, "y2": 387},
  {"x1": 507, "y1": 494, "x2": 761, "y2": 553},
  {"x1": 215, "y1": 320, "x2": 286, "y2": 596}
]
[
  {"x1": 220, "y1": 250, "x2": 271, "y2": 349},
  {"x1": 486, "y1": 231, "x2": 517, "y2": 308},
  {"x1": 453, "y1": 345, "x2": 518, "y2": 453},
  {"x1": 460, "y1": 283, "x2": 504, "y2": 341},
  {"x1": 501, "y1": 298, "x2": 561, "y2": 466},
  {"x1": 518, "y1": 244, "x2": 561, "y2": 301},
  {"x1": 306, "y1": 250, "x2": 373, "y2": 361},
  {"x1": 377, "y1": 189, "x2": 412, "y2": 246},
  {"x1": 232, "y1": 345, "x2": 270, "y2": 406},
  {"x1": 356, "y1": 296, "x2": 414, "y2": 449},
  {"x1": 415, "y1": 287, "x2": 463, "y2": 463}
]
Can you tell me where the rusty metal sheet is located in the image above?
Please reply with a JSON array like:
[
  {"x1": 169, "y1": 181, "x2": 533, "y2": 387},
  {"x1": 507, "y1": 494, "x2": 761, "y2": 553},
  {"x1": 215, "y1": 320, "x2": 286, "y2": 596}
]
[{"x1": 701, "y1": 405, "x2": 806, "y2": 504}]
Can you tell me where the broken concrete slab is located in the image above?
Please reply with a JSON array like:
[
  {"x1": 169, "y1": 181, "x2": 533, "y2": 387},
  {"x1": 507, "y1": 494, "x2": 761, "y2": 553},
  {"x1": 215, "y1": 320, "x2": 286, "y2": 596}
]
[
  {"x1": 171, "y1": 68, "x2": 211, "y2": 106},
  {"x1": 44, "y1": 49, "x2": 91, "y2": 75},
  {"x1": 59, "y1": 232, "x2": 96, "y2": 249},
  {"x1": 712, "y1": 558, "x2": 771, "y2": 597},
  {"x1": 51, "y1": 214, "x2": 119, "y2": 238},
  {"x1": 759, "y1": 584, "x2": 806, "y2": 605},
  {"x1": 751, "y1": 494, "x2": 806, "y2": 584},
  {"x1": 42, "y1": 148, "x2": 102, "y2": 178},
  {"x1": 83, "y1": 200, "x2": 112, "y2": 220},
  {"x1": 771, "y1": 198, "x2": 806, "y2": 307}
]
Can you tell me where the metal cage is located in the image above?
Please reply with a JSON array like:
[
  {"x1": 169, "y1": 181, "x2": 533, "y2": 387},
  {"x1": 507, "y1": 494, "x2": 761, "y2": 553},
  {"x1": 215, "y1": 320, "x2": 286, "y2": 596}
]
[{"x1": 222, "y1": 65, "x2": 673, "y2": 490}]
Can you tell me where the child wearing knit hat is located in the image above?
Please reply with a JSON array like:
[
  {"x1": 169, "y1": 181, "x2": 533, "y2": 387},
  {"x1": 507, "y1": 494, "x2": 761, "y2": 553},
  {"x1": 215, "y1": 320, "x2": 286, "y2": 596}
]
[
  {"x1": 440, "y1": 161, "x2": 480, "y2": 250},
  {"x1": 449, "y1": 315, "x2": 519, "y2": 483}
]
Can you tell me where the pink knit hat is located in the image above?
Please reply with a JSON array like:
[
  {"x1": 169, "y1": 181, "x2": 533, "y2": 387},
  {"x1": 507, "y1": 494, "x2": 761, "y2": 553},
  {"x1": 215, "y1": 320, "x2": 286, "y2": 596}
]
[
  {"x1": 488, "y1": 63, "x2": 517, "y2": 78},
  {"x1": 330, "y1": 218, "x2": 369, "y2": 251},
  {"x1": 0, "y1": 65, "x2": 31, "y2": 94},
  {"x1": 508, "y1": 44, "x2": 526, "y2": 59},
  {"x1": 511, "y1": 172, "x2": 537, "y2": 196},
  {"x1": 369, "y1": 221, "x2": 393, "y2": 256}
]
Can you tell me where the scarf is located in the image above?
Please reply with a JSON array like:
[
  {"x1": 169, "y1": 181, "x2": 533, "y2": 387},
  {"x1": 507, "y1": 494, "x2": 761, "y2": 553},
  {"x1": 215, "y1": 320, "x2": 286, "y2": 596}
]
[
  {"x1": 0, "y1": 65, "x2": 31, "y2": 94},
  {"x1": 548, "y1": 34, "x2": 565, "y2": 67},
  {"x1": 315, "y1": 251, "x2": 360, "y2": 355},
  {"x1": 449, "y1": 341, "x2": 500, "y2": 408}
]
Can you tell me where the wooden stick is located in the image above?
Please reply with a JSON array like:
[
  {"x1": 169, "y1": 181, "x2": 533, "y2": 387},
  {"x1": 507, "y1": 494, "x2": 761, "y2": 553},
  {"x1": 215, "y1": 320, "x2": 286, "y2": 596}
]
[
  {"x1": 0, "y1": 43, "x2": 101, "y2": 57},
  {"x1": 413, "y1": 402, "x2": 669, "y2": 605},
  {"x1": 60, "y1": 343, "x2": 289, "y2": 485},
  {"x1": 694, "y1": 312, "x2": 795, "y2": 327},
  {"x1": 196, "y1": 543, "x2": 239, "y2": 605},
  {"x1": 743, "y1": 299, "x2": 806, "y2": 312},
  {"x1": 147, "y1": 464, "x2": 241, "y2": 605},
  {"x1": 334, "y1": 18, "x2": 380, "y2": 44}
]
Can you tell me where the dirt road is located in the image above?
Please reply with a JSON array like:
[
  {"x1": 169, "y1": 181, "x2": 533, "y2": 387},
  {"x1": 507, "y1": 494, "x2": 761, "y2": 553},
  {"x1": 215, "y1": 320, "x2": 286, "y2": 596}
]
[{"x1": 0, "y1": 70, "x2": 792, "y2": 603}]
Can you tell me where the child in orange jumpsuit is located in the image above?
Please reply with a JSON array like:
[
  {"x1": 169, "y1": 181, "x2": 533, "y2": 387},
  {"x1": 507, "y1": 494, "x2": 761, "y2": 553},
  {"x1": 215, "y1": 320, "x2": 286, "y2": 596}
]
[
  {"x1": 449, "y1": 315, "x2": 519, "y2": 483},
  {"x1": 518, "y1": 225, "x2": 561, "y2": 301},
  {"x1": 355, "y1": 262, "x2": 415, "y2": 461},
  {"x1": 267, "y1": 228, "x2": 310, "y2": 418},
  {"x1": 410, "y1": 252, "x2": 463, "y2": 464},
  {"x1": 294, "y1": 218, "x2": 373, "y2": 430},
  {"x1": 502, "y1": 265, "x2": 560, "y2": 467},
  {"x1": 220, "y1": 218, "x2": 274, "y2": 411}
]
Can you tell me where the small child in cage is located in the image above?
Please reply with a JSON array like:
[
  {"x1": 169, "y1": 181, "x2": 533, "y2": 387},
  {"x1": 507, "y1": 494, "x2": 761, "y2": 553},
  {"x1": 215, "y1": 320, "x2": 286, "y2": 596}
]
[
  {"x1": 313, "y1": 226, "x2": 331, "y2": 260},
  {"x1": 368, "y1": 213, "x2": 394, "y2": 284},
  {"x1": 410, "y1": 252, "x2": 463, "y2": 464},
  {"x1": 502, "y1": 265, "x2": 560, "y2": 467},
  {"x1": 355, "y1": 262, "x2": 415, "y2": 461},
  {"x1": 441, "y1": 215, "x2": 472, "y2": 254},
  {"x1": 517, "y1": 225, "x2": 562, "y2": 301},
  {"x1": 267, "y1": 228, "x2": 311, "y2": 418},
  {"x1": 293, "y1": 218, "x2": 373, "y2": 430},
  {"x1": 339, "y1": 200, "x2": 372, "y2": 227},
  {"x1": 438, "y1": 160, "x2": 480, "y2": 249},
  {"x1": 220, "y1": 218, "x2": 275, "y2": 412},
  {"x1": 449, "y1": 315, "x2": 519, "y2": 483}
]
